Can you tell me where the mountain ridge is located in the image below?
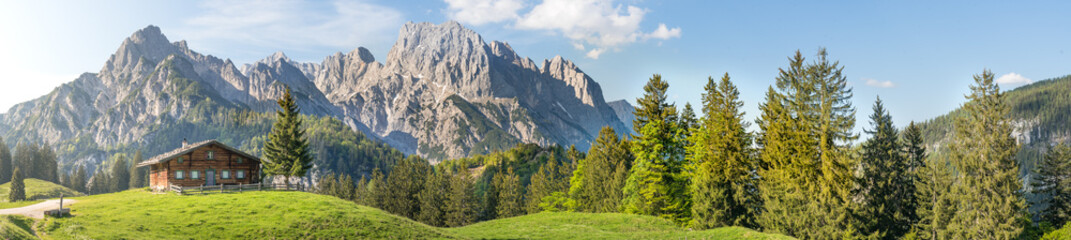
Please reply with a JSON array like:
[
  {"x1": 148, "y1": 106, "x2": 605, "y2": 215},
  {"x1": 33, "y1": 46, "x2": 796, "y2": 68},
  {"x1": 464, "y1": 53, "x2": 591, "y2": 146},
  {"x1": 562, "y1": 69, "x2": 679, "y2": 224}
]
[{"x1": 0, "y1": 21, "x2": 635, "y2": 170}]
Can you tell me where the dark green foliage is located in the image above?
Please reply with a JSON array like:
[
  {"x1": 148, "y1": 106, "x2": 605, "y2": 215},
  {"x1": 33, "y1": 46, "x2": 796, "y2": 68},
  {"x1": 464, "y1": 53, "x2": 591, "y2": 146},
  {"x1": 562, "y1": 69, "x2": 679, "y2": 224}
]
[
  {"x1": 623, "y1": 74, "x2": 690, "y2": 225},
  {"x1": 71, "y1": 166, "x2": 87, "y2": 193},
  {"x1": 356, "y1": 168, "x2": 386, "y2": 208},
  {"x1": 1033, "y1": 142, "x2": 1071, "y2": 227},
  {"x1": 0, "y1": 137, "x2": 10, "y2": 184},
  {"x1": 316, "y1": 173, "x2": 356, "y2": 201},
  {"x1": 129, "y1": 151, "x2": 146, "y2": 189},
  {"x1": 109, "y1": 154, "x2": 130, "y2": 192},
  {"x1": 8, "y1": 167, "x2": 24, "y2": 202},
  {"x1": 88, "y1": 168, "x2": 111, "y2": 195},
  {"x1": 947, "y1": 70, "x2": 1025, "y2": 239},
  {"x1": 688, "y1": 73, "x2": 758, "y2": 229},
  {"x1": 494, "y1": 167, "x2": 524, "y2": 218},
  {"x1": 526, "y1": 156, "x2": 570, "y2": 214},
  {"x1": 856, "y1": 97, "x2": 916, "y2": 239},
  {"x1": 417, "y1": 169, "x2": 450, "y2": 227},
  {"x1": 11, "y1": 142, "x2": 58, "y2": 184},
  {"x1": 910, "y1": 122, "x2": 955, "y2": 240},
  {"x1": 382, "y1": 156, "x2": 431, "y2": 220},
  {"x1": 756, "y1": 49, "x2": 859, "y2": 238},
  {"x1": 446, "y1": 167, "x2": 478, "y2": 227},
  {"x1": 569, "y1": 127, "x2": 634, "y2": 213},
  {"x1": 262, "y1": 87, "x2": 314, "y2": 188}
]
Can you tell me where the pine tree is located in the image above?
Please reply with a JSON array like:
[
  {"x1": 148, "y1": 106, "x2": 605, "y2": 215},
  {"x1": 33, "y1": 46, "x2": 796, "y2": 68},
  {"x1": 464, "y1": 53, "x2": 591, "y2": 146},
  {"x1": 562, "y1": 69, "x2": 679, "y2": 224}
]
[
  {"x1": 13, "y1": 142, "x2": 34, "y2": 181},
  {"x1": 129, "y1": 150, "x2": 146, "y2": 189},
  {"x1": 0, "y1": 137, "x2": 11, "y2": 184},
  {"x1": 908, "y1": 122, "x2": 954, "y2": 240},
  {"x1": 527, "y1": 157, "x2": 564, "y2": 213},
  {"x1": 495, "y1": 167, "x2": 524, "y2": 218},
  {"x1": 384, "y1": 156, "x2": 430, "y2": 219},
  {"x1": 72, "y1": 166, "x2": 87, "y2": 193},
  {"x1": 688, "y1": 73, "x2": 758, "y2": 229},
  {"x1": 1033, "y1": 142, "x2": 1071, "y2": 228},
  {"x1": 262, "y1": 86, "x2": 314, "y2": 189},
  {"x1": 756, "y1": 50, "x2": 859, "y2": 238},
  {"x1": 37, "y1": 143, "x2": 58, "y2": 183},
  {"x1": 857, "y1": 97, "x2": 915, "y2": 239},
  {"x1": 365, "y1": 168, "x2": 387, "y2": 209},
  {"x1": 110, "y1": 155, "x2": 130, "y2": 192},
  {"x1": 8, "y1": 167, "x2": 24, "y2": 202},
  {"x1": 569, "y1": 127, "x2": 634, "y2": 213},
  {"x1": 337, "y1": 174, "x2": 356, "y2": 201},
  {"x1": 622, "y1": 74, "x2": 690, "y2": 224},
  {"x1": 418, "y1": 169, "x2": 450, "y2": 227},
  {"x1": 445, "y1": 167, "x2": 477, "y2": 227},
  {"x1": 947, "y1": 70, "x2": 1025, "y2": 239},
  {"x1": 317, "y1": 173, "x2": 338, "y2": 196},
  {"x1": 89, "y1": 168, "x2": 111, "y2": 194}
]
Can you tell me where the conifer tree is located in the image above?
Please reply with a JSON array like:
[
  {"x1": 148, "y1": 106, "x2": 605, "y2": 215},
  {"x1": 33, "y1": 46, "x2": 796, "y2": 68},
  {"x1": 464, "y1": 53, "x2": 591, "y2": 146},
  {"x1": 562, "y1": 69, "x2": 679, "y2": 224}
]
[
  {"x1": 527, "y1": 157, "x2": 566, "y2": 213},
  {"x1": 37, "y1": 143, "x2": 57, "y2": 183},
  {"x1": 129, "y1": 150, "x2": 146, "y2": 189},
  {"x1": 495, "y1": 167, "x2": 524, "y2": 218},
  {"x1": 857, "y1": 97, "x2": 916, "y2": 239},
  {"x1": 263, "y1": 87, "x2": 314, "y2": 189},
  {"x1": 72, "y1": 165, "x2": 87, "y2": 193},
  {"x1": 947, "y1": 70, "x2": 1025, "y2": 239},
  {"x1": 365, "y1": 168, "x2": 387, "y2": 209},
  {"x1": 688, "y1": 73, "x2": 757, "y2": 229},
  {"x1": 0, "y1": 137, "x2": 11, "y2": 184},
  {"x1": 418, "y1": 169, "x2": 450, "y2": 227},
  {"x1": 623, "y1": 74, "x2": 690, "y2": 224},
  {"x1": 445, "y1": 167, "x2": 477, "y2": 227},
  {"x1": 569, "y1": 127, "x2": 633, "y2": 213},
  {"x1": 110, "y1": 155, "x2": 130, "y2": 192},
  {"x1": 908, "y1": 122, "x2": 954, "y2": 240},
  {"x1": 1033, "y1": 142, "x2": 1071, "y2": 228},
  {"x1": 756, "y1": 49, "x2": 859, "y2": 238},
  {"x1": 384, "y1": 156, "x2": 430, "y2": 219},
  {"x1": 8, "y1": 167, "x2": 24, "y2": 202},
  {"x1": 13, "y1": 142, "x2": 34, "y2": 181}
]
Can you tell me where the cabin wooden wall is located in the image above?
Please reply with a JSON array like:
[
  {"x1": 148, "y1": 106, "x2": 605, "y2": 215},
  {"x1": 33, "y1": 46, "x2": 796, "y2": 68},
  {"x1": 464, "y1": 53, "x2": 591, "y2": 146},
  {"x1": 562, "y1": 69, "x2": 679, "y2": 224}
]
[{"x1": 148, "y1": 144, "x2": 261, "y2": 190}]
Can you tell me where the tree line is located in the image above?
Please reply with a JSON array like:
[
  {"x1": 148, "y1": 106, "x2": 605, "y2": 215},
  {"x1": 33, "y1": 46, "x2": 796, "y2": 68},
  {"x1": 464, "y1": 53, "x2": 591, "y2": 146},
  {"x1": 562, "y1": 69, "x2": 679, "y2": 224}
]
[
  {"x1": 311, "y1": 49, "x2": 1068, "y2": 239},
  {"x1": 0, "y1": 138, "x2": 63, "y2": 201}
]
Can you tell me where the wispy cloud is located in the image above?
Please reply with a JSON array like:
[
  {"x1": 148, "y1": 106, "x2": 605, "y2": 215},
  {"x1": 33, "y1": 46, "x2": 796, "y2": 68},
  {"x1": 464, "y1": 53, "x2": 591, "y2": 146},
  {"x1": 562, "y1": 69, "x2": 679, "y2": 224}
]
[
  {"x1": 864, "y1": 78, "x2": 896, "y2": 88},
  {"x1": 444, "y1": 0, "x2": 525, "y2": 25},
  {"x1": 995, "y1": 72, "x2": 1032, "y2": 85},
  {"x1": 443, "y1": 0, "x2": 681, "y2": 59},
  {"x1": 179, "y1": 0, "x2": 402, "y2": 55}
]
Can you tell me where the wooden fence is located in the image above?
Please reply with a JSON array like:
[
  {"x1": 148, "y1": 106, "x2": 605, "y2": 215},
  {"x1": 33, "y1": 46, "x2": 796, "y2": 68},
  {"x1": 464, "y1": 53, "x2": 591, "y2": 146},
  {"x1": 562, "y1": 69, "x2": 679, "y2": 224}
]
[{"x1": 169, "y1": 182, "x2": 307, "y2": 195}]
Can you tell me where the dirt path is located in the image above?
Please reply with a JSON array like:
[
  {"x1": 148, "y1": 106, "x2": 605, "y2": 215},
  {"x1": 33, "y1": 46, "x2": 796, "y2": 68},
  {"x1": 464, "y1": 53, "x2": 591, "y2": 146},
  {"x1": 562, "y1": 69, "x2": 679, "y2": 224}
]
[{"x1": 0, "y1": 199, "x2": 78, "y2": 219}]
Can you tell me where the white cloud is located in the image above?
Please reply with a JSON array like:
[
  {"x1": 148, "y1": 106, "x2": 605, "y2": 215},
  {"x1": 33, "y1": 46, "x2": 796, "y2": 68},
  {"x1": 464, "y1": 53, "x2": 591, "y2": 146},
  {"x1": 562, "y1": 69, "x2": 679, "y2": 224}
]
[
  {"x1": 444, "y1": 0, "x2": 680, "y2": 59},
  {"x1": 864, "y1": 78, "x2": 896, "y2": 88},
  {"x1": 444, "y1": 0, "x2": 525, "y2": 25},
  {"x1": 995, "y1": 72, "x2": 1032, "y2": 85},
  {"x1": 645, "y1": 24, "x2": 681, "y2": 40},
  {"x1": 180, "y1": 0, "x2": 402, "y2": 53}
]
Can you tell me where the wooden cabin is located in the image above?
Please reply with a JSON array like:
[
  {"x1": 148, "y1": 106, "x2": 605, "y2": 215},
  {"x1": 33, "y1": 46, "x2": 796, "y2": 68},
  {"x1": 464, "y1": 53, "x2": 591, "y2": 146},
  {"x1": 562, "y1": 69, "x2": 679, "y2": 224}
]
[{"x1": 137, "y1": 139, "x2": 262, "y2": 192}]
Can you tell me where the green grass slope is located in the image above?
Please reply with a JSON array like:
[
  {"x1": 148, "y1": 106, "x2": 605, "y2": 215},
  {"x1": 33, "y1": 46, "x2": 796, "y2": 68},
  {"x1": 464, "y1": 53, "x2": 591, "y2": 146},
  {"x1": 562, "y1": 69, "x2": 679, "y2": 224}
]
[
  {"x1": 41, "y1": 190, "x2": 455, "y2": 239},
  {"x1": 451, "y1": 212, "x2": 794, "y2": 240},
  {"x1": 38, "y1": 190, "x2": 791, "y2": 239},
  {"x1": 0, "y1": 178, "x2": 82, "y2": 202},
  {"x1": 0, "y1": 215, "x2": 36, "y2": 239}
]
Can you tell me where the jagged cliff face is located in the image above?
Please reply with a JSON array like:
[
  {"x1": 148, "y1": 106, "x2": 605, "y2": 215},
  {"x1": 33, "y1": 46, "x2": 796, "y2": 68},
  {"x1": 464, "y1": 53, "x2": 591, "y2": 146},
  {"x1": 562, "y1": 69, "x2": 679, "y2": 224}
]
[{"x1": 0, "y1": 21, "x2": 631, "y2": 164}]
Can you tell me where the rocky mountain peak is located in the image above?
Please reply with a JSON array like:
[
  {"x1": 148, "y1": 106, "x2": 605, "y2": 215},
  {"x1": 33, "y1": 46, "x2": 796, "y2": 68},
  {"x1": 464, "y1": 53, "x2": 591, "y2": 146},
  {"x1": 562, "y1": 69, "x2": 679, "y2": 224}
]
[{"x1": 351, "y1": 47, "x2": 376, "y2": 63}]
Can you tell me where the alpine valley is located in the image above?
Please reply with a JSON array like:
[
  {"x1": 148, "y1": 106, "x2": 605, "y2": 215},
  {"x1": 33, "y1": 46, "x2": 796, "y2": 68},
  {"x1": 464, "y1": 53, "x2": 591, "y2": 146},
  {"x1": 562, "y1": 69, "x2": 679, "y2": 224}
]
[{"x1": 0, "y1": 21, "x2": 634, "y2": 175}]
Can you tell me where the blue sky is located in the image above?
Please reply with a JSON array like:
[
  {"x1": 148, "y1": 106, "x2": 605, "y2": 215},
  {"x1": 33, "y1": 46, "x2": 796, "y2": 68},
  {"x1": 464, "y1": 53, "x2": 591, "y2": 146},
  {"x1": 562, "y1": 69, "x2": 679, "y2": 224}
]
[{"x1": 2, "y1": 0, "x2": 1069, "y2": 135}]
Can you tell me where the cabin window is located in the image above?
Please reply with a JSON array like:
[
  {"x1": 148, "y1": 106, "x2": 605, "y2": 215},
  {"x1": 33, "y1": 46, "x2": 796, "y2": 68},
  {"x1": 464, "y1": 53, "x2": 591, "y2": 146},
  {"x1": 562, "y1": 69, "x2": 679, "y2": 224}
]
[
  {"x1": 175, "y1": 170, "x2": 185, "y2": 179},
  {"x1": 191, "y1": 170, "x2": 200, "y2": 179},
  {"x1": 222, "y1": 170, "x2": 231, "y2": 179},
  {"x1": 236, "y1": 170, "x2": 245, "y2": 179},
  {"x1": 207, "y1": 151, "x2": 215, "y2": 160}
]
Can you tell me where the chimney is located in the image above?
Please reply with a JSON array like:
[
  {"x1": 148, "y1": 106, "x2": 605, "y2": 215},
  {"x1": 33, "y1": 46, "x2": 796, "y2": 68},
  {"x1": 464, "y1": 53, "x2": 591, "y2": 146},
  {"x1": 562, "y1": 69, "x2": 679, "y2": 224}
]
[{"x1": 182, "y1": 138, "x2": 188, "y2": 147}]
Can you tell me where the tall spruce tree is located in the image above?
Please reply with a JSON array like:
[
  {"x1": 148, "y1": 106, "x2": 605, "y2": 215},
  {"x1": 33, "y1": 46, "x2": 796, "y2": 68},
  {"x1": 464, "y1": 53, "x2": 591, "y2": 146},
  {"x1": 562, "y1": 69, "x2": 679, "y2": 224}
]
[
  {"x1": 857, "y1": 97, "x2": 916, "y2": 239},
  {"x1": 622, "y1": 74, "x2": 690, "y2": 224},
  {"x1": 384, "y1": 156, "x2": 430, "y2": 219},
  {"x1": 1032, "y1": 142, "x2": 1071, "y2": 228},
  {"x1": 756, "y1": 50, "x2": 859, "y2": 238},
  {"x1": 129, "y1": 150, "x2": 146, "y2": 189},
  {"x1": 262, "y1": 87, "x2": 314, "y2": 189},
  {"x1": 569, "y1": 127, "x2": 634, "y2": 213},
  {"x1": 445, "y1": 167, "x2": 478, "y2": 227},
  {"x1": 947, "y1": 70, "x2": 1025, "y2": 239},
  {"x1": 110, "y1": 154, "x2": 130, "y2": 192},
  {"x1": 688, "y1": 73, "x2": 758, "y2": 229},
  {"x1": 0, "y1": 137, "x2": 11, "y2": 184},
  {"x1": 495, "y1": 167, "x2": 524, "y2": 218},
  {"x1": 527, "y1": 157, "x2": 567, "y2": 213},
  {"x1": 72, "y1": 165, "x2": 87, "y2": 193},
  {"x1": 38, "y1": 143, "x2": 57, "y2": 183},
  {"x1": 8, "y1": 167, "x2": 24, "y2": 202},
  {"x1": 13, "y1": 142, "x2": 34, "y2": 181},
  {"x1": 417, "y1": 168, "x2": 450, "y2": 227},
  {"x1": 908, "y1": 122, "x2": 954, "y2": 240}
]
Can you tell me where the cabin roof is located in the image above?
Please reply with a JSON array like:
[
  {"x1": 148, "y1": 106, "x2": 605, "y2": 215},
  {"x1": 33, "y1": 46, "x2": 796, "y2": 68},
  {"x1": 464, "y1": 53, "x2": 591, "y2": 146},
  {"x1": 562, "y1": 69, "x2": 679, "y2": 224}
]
[{"x1": 136, "y1": 140, "x2": 261, "y2": 167}]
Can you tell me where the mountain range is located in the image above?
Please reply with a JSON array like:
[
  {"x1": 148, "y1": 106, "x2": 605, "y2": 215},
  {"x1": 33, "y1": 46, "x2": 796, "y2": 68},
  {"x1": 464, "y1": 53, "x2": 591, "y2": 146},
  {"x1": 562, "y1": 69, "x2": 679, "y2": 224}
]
[{"x1": 0, "y1": 21, "x2": 634, "y2": 170}]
